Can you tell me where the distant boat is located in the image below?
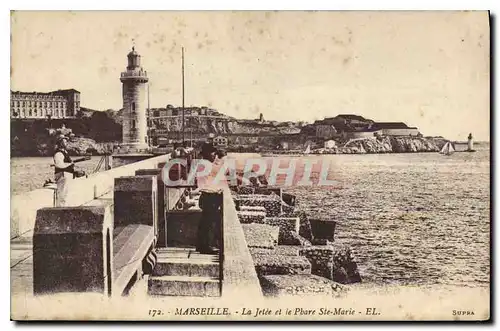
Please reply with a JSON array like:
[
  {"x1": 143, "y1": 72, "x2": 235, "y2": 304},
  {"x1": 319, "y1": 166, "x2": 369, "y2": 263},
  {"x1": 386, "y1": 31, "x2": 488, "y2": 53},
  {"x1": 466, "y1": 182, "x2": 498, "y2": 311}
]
[
  {"x1": 440, "y1": 141, "x2": 455, "y2": 155},
  {"x1": 304, "y1": 144, "x2": 311, "y2": 155}
]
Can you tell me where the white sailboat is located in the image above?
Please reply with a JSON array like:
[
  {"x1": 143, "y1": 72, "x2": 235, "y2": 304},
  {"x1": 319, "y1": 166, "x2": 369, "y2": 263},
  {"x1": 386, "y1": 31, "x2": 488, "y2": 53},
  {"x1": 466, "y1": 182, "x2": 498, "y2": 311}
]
[
  {"x1": 440, "y1": 141, "x2": 455, "y2": 155},
  {"x1": 304, "y1": 144, "x2": 311, "y2": 155}
]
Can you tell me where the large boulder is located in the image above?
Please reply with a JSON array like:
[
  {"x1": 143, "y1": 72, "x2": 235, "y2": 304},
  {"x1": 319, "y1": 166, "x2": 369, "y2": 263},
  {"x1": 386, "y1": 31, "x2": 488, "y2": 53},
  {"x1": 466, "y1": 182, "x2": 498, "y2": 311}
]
[
  {"x1": 242, "y1": 223, "x2": 279, "y2": 250},
  {"x1": 252, "y1": 254, "x2": 311, "y2": 277}
]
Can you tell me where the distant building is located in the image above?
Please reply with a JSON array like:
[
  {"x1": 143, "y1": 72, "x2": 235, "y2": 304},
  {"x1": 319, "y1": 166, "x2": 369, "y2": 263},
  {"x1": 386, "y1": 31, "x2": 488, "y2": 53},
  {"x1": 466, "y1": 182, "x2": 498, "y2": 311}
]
[
  {"x1": 325, "y1": 114, "x2": 374, "y2": 128},
  {"x1": 10, "y1": 89, "x2": 81, "y2": 119},
  {"x1": 344, "y1": 129, "x2": 382, "y2": 139},
  {"x1": 372, "y1": 122, "x2": 420, "y2": 136},
  {"x1": 213, "y1": 135, "x2": 228, "y2": 148},
  {"x1": 312, "y1": 115, "x2": 420, "y2": 138}
]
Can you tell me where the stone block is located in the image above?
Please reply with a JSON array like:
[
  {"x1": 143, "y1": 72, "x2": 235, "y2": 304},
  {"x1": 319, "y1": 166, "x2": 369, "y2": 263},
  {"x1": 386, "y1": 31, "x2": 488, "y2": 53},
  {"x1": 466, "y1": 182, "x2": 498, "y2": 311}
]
[
  {"x1": 239, "y1": 206, "x2": 267, "y2": 213},
  {"x1": 237, "y1": 210, "x2": 266, "y2": 224},
  {"x1": 299, "y1": 246, "x2": 335, "y2": 280},
  {"x1": 263, "y1": 217, "x2": 300, "y2": 237},
  {"x1": 135, "y1": 169, "x2": 165, "y2": 246},
  {"x1": 281, "y1": 202, "x2": 295, "y2": 214},
  {"x1": 33, "y1": 203, "x2": 113, "y2": 295},
  {"x1": 234, "y1": 194, "x2": 282, "y2": 217},
  {"x1": 242, "y1": 223, "x2": 279, "y2": 250},
  {"x1": 330, "y1": 243, "x2": 362, "y2": 284},
  {"x1": 283, "y1": 210, "x2": 313, "y2": 241},
  {"x1": 299, "y1": 244, "x2": 362, "y2": 284},
  {"x1": 275, "y1": 245, "x2": 302, "y2": 256},
  {"x1": 252, "y1": 254, "x2": 311, "y2": 276},
  {"x1": 254, "y1": 187, "x2": 282, "y2": 199},
  {"x1": 279, "y1": 231, "x2": 312, "y2": 246},
  {"x1": 237, "y1": 186, "x2": 255, "y2": 195},
  {"x1": 250, "y1": 245, "x2": 302, "y2": 257},
  {"x1": 309, "y1": 218, "x2": 336, "y2": 241},
  {"x1": 114, "y1": 175, "x2": 158, "y2": 192},
  {"x1": 249, "y1": 247, "x2": 273, "y2": 255},
  {"x1": 114, "y1": 176, "x2": 158, "y2": 229},
  {"x1": 259, "y1": 274, "x2": 347, "y2": 297}
]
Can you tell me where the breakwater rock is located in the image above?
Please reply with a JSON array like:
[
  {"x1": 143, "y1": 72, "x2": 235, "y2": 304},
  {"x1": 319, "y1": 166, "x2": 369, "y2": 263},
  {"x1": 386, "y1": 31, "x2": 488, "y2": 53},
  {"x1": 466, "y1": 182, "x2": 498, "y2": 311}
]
[
  {"x1": 234, "y1": 187, "x2": 361, "y2": 297},
  {"x1": 341, "y1": 136, "x2": 445, "y2": 154},
  {"x1": 259, "y1": 274, "x2": 348, "y2": 297},
  {"x1": 330, "y1": 136, "x2": 444, "y2": 154}
]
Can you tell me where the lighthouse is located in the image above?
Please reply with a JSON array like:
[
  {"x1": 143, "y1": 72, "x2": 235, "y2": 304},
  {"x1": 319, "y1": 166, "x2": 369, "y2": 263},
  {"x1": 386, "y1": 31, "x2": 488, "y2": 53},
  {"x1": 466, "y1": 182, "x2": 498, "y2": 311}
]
[
  {"x1": 467, "y1": 133, "x2": 474, "y2": 151},
  {"x1": 120, "y1": 47, "x2": 149, "y2": 150}
]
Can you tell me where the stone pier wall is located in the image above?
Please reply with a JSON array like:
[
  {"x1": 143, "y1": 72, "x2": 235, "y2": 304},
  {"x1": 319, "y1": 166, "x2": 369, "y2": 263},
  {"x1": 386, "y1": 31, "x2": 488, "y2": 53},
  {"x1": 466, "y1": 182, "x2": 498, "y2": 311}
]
[{"x1": 11, "y1": 154, "x2": 170, "y2": 239}]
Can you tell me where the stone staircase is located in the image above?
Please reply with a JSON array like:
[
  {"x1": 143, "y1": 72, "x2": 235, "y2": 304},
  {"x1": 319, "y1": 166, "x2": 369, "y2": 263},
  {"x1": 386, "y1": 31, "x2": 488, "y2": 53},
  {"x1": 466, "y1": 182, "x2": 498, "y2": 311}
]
[{"x1": 148, "y1": 247, "x2": 221, "y2": 297}]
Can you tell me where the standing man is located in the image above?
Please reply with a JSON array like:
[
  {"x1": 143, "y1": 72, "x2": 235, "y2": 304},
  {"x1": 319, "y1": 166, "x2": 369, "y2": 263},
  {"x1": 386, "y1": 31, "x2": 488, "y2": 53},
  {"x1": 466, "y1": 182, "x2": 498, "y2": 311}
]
[
  {"x1": 195, "y1": 133, "x2": 224, "y2": 254},
  {"x1": 53, "y1": 135, "x2": 74, "y2": 207},
  {"x1": 196, "y1": 187, "x2": 223, "y2": 255},
  {"x1": 200, "y1": 133, "x2": 218, "y2": 162}
]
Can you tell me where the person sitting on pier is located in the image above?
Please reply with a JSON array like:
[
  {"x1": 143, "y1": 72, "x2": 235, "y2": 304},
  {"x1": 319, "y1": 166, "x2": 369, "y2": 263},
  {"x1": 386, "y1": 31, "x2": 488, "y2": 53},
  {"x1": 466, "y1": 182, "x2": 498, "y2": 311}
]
[{"x1": 169, "y1": 142, "x2": 189, "y2": 182}]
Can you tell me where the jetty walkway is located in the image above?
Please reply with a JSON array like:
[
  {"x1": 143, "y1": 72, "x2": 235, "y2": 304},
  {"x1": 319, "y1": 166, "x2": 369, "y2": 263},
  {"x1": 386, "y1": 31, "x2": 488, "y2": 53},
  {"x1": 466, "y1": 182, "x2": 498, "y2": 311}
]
[
  {"x1": 11, "y1": 154, "x2": 262, "y2": 302},
  {"x1": 11, "y1": 152, "x2": 364, "y2": 322}
]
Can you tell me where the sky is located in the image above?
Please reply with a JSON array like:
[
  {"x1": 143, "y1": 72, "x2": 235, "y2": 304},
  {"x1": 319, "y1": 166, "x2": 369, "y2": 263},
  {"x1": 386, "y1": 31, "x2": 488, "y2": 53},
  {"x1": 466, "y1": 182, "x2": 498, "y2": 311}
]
[{"x1": 10, "y1": 11, "x2": 490, "y2": 140}]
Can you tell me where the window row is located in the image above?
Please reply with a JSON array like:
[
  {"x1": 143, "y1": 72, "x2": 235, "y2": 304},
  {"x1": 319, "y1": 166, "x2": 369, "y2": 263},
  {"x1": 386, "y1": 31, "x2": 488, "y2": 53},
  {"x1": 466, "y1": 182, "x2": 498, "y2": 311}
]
[
  {"x1": 10, "y1": 100, "x2": 67, "y2": 108},
  {"x1": 11, "y1": 109, "x2": 74, "y2": 117}
]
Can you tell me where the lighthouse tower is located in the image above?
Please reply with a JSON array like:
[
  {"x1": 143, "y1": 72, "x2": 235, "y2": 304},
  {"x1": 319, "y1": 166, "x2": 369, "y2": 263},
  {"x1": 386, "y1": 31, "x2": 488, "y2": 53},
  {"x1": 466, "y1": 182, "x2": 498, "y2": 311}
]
[
  {"x1": 120, "y1": 47, "x2": 149, "y2": 150},
  {"x1": 467, "y1": 133, "x2": 474, "y2": 151}
]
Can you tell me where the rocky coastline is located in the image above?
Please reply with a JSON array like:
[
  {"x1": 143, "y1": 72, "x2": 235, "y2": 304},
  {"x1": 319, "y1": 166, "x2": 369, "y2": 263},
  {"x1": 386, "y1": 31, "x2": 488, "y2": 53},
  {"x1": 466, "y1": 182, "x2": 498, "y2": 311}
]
[
  {"x1": 11, "y1": 136, "x2": 118, "y2": 157},
  {"x1": 12, "y1": 135, "x2": 448, "y2": 157},
  {"x1": 260, "y1": 136, "x2": 448, "y2": 155}
]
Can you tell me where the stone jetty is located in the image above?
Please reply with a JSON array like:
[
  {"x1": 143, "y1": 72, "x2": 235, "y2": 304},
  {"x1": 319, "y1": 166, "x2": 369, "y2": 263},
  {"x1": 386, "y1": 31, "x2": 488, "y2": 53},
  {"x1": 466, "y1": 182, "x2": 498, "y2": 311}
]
[{"x1": 11, "y1": 152, "x2": 364, "y2": 320}]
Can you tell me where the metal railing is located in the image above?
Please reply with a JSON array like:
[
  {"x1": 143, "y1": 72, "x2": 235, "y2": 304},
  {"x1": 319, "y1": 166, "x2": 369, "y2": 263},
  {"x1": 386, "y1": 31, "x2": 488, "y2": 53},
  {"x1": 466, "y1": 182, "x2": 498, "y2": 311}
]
[{"x1": 120, "y1": 70, "x2": 148, "y2": 78}]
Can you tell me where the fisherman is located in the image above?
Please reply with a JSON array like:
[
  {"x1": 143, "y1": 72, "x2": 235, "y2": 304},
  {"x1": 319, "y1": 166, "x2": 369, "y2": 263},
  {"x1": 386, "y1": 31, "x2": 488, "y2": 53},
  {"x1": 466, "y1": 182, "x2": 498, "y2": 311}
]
[
  {"x1": 52, "y1": 135, "x2": 89, "y2": 206},
  {"x1": 53, "y1": 135, "x2": 75, "y2": 207}
]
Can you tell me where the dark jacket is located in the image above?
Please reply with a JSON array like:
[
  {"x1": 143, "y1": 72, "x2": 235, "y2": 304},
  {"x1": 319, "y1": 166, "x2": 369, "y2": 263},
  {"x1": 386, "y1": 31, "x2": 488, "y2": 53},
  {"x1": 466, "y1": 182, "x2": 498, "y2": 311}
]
[{"x1": 201, "y1": 142, "x2": 217, "y2": 162}]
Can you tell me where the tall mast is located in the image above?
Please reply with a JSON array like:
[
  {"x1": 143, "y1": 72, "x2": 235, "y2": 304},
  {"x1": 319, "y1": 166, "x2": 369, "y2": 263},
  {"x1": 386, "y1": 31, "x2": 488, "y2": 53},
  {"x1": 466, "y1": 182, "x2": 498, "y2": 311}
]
[
  {"x1": 181, "y1": 47, "x2": 185, "y2": 144},
  {"x1": 147, "y1": 82, "x2": 150, "y2": 146}
]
